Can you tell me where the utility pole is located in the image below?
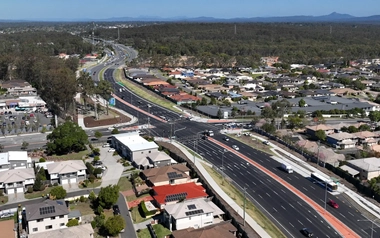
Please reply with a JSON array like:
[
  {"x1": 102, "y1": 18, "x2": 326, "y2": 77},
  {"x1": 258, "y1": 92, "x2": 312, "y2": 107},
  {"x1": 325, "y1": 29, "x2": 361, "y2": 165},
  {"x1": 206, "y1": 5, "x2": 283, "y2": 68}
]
[{"x1": 316, "y1": 140, "x2": 320, "y2": 167}]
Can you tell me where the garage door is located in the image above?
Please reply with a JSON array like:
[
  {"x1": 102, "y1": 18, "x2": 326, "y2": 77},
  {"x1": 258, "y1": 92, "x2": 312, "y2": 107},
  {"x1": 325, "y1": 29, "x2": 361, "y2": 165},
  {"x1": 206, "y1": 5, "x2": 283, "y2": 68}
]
[
  {"x1": 61, "y1": 179, "x2": 68, "y2": 185},
  {"x1": 69, "y1": 178, "x2": 77, "y2": 184},
  {"x1": 7, "y1": 188, "x2": 14, "y2": 194},
  {"x1": 16, "y1": 187, "x2": 24, "y2": 193}
]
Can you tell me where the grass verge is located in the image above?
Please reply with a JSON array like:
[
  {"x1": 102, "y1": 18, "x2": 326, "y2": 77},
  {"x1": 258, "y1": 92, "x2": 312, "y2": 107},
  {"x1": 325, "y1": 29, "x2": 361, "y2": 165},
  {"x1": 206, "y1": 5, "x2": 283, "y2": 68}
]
[
  {"x1": 52, "y1": 150, "x2": 89, "y2": 160},
  {"x1": 203, "y1": 164, "x2": 286, "y2": 238},
  {"x1": 99, "y1": 67, "x2": 107, "y2": 81},
  {"x1": 228, "y1": 134, "x2": 274, "y2": 155},
  {"x1": 118, "y1": 176, "x2": 133, "y2": 191},
  {"x1": 114, "y1": 69, "x2": 182, "y2": 113},
  {"x1": 126, "y1": 193, "x2": 150, "y2": 202},
  {"x1": 130, "y1": 206, "x2": 151, "y2": 224},
  {"x1": 0, "y1": 196, "x2": 8, "y2": 204},
  {"x1": 25, "y1": 187, "x2": 53, "y2": 199},
  {"x1": 69, "y1": 202, "x2": 94, "y2": 215},
  {"x1": 79, "y1": 180, "x2": 102, "y2": 189},
  {"x1": 137, "y1": 224, "x2": 171, "y2": 238}
]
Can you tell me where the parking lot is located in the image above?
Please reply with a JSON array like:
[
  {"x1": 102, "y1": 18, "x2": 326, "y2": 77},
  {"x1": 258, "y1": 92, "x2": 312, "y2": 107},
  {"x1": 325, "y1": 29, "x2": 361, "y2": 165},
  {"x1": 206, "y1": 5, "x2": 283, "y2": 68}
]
[{"x1": 0, "y1": 110, "x2": 53, "y2": 135}]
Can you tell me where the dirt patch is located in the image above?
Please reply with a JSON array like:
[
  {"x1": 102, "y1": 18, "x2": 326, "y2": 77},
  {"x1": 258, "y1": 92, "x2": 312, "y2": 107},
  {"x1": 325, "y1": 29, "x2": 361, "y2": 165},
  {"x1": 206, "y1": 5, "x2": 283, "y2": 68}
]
[
  {"x1": 83, "y1": 109, "x2": 131, "y2": 128},
  {"x1": 128, "y1": 196, "x2": 153, "y2": 208}
]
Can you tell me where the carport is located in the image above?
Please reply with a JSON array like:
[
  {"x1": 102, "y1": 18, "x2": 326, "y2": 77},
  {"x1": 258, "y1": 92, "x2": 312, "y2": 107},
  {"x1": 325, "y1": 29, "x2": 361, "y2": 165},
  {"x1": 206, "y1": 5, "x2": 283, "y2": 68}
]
[{"x1": 339, "y1": 165, "x2": 360, "y2": 178}]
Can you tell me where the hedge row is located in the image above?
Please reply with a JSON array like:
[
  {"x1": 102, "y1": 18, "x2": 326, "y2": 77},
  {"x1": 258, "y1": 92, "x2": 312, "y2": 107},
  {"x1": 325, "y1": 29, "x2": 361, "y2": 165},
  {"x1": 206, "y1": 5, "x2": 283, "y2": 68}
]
[{"x1": 140, "y1": 201, "x2": 156, "y2": 217}]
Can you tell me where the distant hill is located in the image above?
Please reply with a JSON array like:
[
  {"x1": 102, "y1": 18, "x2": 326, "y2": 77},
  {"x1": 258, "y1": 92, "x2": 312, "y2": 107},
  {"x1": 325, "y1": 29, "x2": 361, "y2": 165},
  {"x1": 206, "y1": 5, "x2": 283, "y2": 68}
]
[{"x1": 2, "y1": 12, "x2": 380, "y2": 23}]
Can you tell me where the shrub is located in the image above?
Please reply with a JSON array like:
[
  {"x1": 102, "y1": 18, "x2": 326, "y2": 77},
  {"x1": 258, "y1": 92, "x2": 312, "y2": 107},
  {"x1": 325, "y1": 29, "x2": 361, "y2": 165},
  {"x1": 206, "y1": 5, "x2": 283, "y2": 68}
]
[
  {"x1": 97, "y1": 205, "x2": 104, "y2": 215},
  {"x1": 79, "y1": 196, "x2": 86, "y2": 203},
  {"x1": 27, "y1": 187, "x2": 33, "y2": 193},
  {"x1": 140, "y1": 201, "x2": 156, "y2": 217},
  {"x1": 48, "y1": 184, "x2": 53, "y2": 187},
  {"x1": 89, "y1": 174, "x2": 96, "y2": 183},
  {"x1": 39, "y1": 158, "x2": 46, "y2": 162},
  {"x1": 91, "y1": 220, "x2": 96, "y2": 229},
  {"x1": 66, "y1": 218, "x2": 79, "y2": 227},
  {"x1": 93, "y1": 156, "x2": 100, "y2": 162},
  {"x1": 111, "y1": 128, "x2": 119, "y2": 134},
  {"x1": 53, "y1": 182, "x2": 58, "y2": 186},
  {"x1": 0, "y1": 190, "x2": 3, "y2": 196},
  {"x1": 113, "y1": 151, "x2": 118, "y2": 156}
]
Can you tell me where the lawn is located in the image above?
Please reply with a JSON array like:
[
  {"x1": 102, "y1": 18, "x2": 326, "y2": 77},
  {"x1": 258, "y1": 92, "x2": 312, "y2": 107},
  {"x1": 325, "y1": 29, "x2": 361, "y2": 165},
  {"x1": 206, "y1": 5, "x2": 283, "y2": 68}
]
[
  {"x1": 69, "y1": 202, "x2": 94, "y2": 215},
  {"x1": 203, "y1": 164, "x2": 286, "y2": 238},
  {"x1": 52, "y1": 150, "x2": 89, "y2": 160},
  {"x1": 0, "y1": 195, "x2": 8, "y2": 204},
  {"x1": 25, "y1": 187, "x2": 53, "y2": 199},
  {"x1": 117, "y1": 176, "x2": 133, "y2": 192},
  {"x1": 115, "y1": 69, "x2": 182, "y2": 113},
  {"x1": 137, "y1": 224, "x2": 171, "y2": 238},
  {"x1": 130, "y1": 206, "x2": 151, "y2": 224},
  {"x1": 79, "y1": 180, "x2": 102, "y2": 189}
]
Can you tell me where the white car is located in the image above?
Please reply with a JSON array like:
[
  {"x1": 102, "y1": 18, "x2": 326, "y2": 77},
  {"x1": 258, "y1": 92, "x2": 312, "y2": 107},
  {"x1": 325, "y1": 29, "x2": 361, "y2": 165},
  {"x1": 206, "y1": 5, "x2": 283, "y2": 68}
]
[
  {"x1": 108, "y1": 148, "x2": 115, "y2": 152},
  {"x1": 102, "y1": 143, "x2": 110, "y2": 148},
  {"x1": 232, "y1": 145, "x2": 239, "y2": 150}
]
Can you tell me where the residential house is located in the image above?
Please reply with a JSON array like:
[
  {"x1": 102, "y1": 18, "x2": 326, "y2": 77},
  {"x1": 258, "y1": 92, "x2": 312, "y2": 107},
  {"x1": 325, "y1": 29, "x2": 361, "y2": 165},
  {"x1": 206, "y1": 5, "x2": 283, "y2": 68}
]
[
  {"x1": 305, "y1": 125, "x2": 335, "y2": 138},
  {"x1": 46, "y1": 160, "x2": 87, "y2": 185},
  {"x1": 352, "y1": 131, "x2": 379, "y2": 147},
  {"x1": 207, "y1": 92, "x2": 227, "y2": 101},
  {"x1": 327, "y1": 132, "x2": 357, "y2": 149},
  {"x1": 163, "y1": 197, "x2": 225, "y2": 231},
  {"x1": 153, "y1": 182, "x2": 208, "y2": 209},
  {"x1": 0, "y1": 168, "x2": 35, "y2": 194},
  {"x1": 24, "y1": 200, "x2": 69, "y2": 234},
  {"x1": 240, "y1": 92, "x2": 258, "y2": 101},
  {"x1": 28, "y1": 224, "x2": 94, "y2": 238},
  {"x1": 0, "y1": 151, "x2": 33, "y2": 172},
  {"x1": 169, "y1": 93, "x2": 201, "y2": 105},
  {"x1": 135, "y1": 151, "x2": 173, "y2": 170},
  {"x1": 141, "y1": 164, "x2": 195, "y2": 187},
  {"x1": 346, "y1": 157, "x2": 380, "y2": 180},
  {"x1": 111, "y1": 132, "x2": 159, "y2": 167},
  {"x1": 260, "y1": 56, "x2": 279, "y2": 66},
  {"x1": 171, "y1": 220, "x2": 237, "y2": 238}
]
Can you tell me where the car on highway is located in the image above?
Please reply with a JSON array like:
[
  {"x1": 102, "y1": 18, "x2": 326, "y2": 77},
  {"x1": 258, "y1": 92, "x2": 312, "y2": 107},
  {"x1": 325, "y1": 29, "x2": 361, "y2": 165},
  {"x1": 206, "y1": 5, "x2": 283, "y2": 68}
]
[
  {"x1": 108, "y1": 148, "x2": 115, "y2": 152},
  {"x1": 263, "y1": 141, "x2": 270, "y2": 145},
  {"x1": 232, "y1": 145, "x2": 239, "y2": 150},
  {"x1": 223, "y1": 136, "x2": 229, "y2": 141},
  {"x1": 301, "y1": 228, "x2": 313, "y2": 237},
  {"x1": 327, "y1": 199, "x2": 339, "y2": 208},
  {"x1": 113, "y1": 205, "x2": 121, "y2": 215}
]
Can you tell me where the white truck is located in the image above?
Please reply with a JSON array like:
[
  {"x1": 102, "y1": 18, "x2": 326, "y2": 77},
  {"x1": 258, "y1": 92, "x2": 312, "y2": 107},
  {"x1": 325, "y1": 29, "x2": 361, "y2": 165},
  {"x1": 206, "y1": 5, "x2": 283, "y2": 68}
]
[{"x1": 281, "y1": 163, "x2": 294, "y2": 173}]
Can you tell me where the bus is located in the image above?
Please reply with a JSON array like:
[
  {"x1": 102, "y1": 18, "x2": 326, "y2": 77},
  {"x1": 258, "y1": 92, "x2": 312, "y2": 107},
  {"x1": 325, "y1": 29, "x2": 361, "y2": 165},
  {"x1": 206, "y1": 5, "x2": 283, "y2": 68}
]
[{"x1": 310, "y1": 172, "x2": 338, "y2": 192}]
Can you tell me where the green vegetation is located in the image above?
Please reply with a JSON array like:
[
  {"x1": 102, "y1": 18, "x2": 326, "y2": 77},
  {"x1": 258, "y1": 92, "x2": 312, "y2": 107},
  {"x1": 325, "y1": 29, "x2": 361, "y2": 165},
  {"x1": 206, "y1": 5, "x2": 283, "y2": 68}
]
[
  {"x1": 0, "y1": 195, "x2": 8, "y2": 204},
  {"x1": 66, "y1": 218, "x2": 79, "y2": 227},
  {"x1": 47, "y1": 121, "x2": 88, "y2": 155},
  {"x1": 130, "y1": 206, "x2": 151, "y2": 224},
  {"x1": 140, "y1": 201, "x2": 157, "y2": 217},
  {"x1": 203, "y1": 164, "x2": 286, "y2": 238},
  {"x1": 103, "y1": 215, "x2": 125, "y2": 236},
  {"x1": 97, "y1": 185, "x2": 120, "y2": 209},
  {"x1": 49, "y1": 186, "x2": 67, "y2": 199},
  {"x1": 137, "y1": 224, "x2": 171, "y2": 238},
  {"x1": 115, "y1": 69, "x2": 181, "y2": 113},
  {"x1": 25, "y1": 187, "x2": 53, "y2": 199},
  {"x1": 79, "y1": 180, "x2": 102, "y2": 189},
  {"x1": 117, "y1": 176, "x2": 133, "y2": 191},
  {"x1": 126, "y1": 193, "x2": 150, "y2": 202},
  {"x1": 52, "y1": 150, "x2": 89, "y2": 160}
]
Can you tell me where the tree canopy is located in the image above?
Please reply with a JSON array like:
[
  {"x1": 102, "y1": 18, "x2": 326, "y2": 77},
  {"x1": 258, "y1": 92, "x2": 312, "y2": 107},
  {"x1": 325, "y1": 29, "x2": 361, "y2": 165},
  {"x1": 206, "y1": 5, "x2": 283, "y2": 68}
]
[
  {"x1": 97, "y1": 185, "x2": 120, "y2": 209},
  {"x1": 47, "y1": 121, "x2": 88, "y2": 155},
  {"x1": 104, "y1": 215, "x2": 125, "y2": 236},
  {"x1": 49, "y1": 186, "x2": 67, "y2": 200}
]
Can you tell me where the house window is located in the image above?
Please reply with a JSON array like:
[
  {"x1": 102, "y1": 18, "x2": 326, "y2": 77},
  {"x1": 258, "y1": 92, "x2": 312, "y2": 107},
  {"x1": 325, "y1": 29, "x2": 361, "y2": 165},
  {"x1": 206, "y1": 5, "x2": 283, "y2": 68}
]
[
  {"x1": 21, "y1": 163, "x2": 25, "y2": 166},
  {"x1": 59, "y1": 215, "x2": 64, "y2": 218},
  {"x1": 32, "y1": 228, "x2": 38, "y2": 232},
  {"x1": 149, "y1": 151, "x2": 151, "y2": 153},
  {"x1": 37, "y1": 219, "x2": 43, "y2": 222},
  {"x1": 45, "y1": 225, "x2": 52, "y2": 230},
  {"x1": 51, "y1": 216, "x2": 55, "y2": 220},
  {"x1": 60, "y1": 223, "x2": 65, "y2": 227},
  {"x1": 206, "y1": 213, "x2": 211, "y2": 216}
]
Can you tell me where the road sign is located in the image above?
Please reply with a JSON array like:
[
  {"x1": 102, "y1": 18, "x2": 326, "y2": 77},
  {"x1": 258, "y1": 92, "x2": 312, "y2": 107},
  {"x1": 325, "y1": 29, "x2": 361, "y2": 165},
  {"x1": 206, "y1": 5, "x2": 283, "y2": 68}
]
[{"x1": 109, "y1": 97, "x2": 115, "y2": 106}]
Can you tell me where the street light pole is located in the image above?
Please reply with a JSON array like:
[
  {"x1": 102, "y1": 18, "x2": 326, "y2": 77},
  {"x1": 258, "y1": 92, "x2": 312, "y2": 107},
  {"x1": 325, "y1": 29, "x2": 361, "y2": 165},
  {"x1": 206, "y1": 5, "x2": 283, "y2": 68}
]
[
  {"x1": 316, "y1": 140, "x2": 320, "y2": 167},
  {"x1": 357, "y1": 218, "x2": 380, "y2": 238},
  {"x1": 324, "y1": 181, "x2": 328, "y2": 211},
  {"x1": 243, "y1": 187, "x2": 247, "y2": 227}
]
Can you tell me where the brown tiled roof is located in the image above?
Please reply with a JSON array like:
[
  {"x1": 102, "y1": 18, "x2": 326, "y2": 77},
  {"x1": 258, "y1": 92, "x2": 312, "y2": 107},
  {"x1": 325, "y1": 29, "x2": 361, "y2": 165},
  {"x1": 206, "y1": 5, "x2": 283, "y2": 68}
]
[
  {"x1": 142, "y1": 164, "x2": 190, "y2": 184},
  {"x1": 171, "y1": 220, "x2": 237, "y2": 238}
]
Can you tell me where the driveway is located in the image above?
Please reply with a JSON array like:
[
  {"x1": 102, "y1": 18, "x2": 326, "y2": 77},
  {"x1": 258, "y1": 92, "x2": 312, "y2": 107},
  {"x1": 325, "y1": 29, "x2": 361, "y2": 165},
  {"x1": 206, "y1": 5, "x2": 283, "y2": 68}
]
[
  {"x1": 7, "y1": 191, "x2": 26, "y2": 203},
  {"x1": 99, "y1": 147, "x2": 124, "y2": 187}
]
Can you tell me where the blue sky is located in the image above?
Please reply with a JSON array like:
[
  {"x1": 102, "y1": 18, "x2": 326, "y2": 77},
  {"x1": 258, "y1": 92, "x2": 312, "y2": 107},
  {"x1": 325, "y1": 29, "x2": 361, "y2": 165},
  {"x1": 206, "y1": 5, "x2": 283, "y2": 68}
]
[{"x1": 1, "y1": 0, "x2": 379, "y2": 20}]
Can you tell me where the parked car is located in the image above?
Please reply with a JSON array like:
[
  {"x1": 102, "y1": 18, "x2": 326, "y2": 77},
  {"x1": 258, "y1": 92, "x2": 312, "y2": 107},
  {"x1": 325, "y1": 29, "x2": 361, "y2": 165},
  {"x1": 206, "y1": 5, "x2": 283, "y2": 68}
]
[
  {"x1": 0, "y1": 212, "x2": 13, "y2": 218},
  {"x1": 263, "y1": 141, "x2": 270, "y2": 145},
  {"x1": 113, "y1": 205, "x2": 121, "y2": 215},
  {"x1": 102, "y1": 143, "x2": 110, "y2": 148},
  {"x1": 108, "y1": 148, "x2": 115, "y2": 152}
]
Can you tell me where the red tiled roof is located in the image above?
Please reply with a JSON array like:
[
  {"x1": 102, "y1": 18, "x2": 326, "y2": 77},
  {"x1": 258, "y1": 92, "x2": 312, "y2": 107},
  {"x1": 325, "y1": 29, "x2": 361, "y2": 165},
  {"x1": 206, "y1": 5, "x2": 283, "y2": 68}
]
[
  {"x1": 153, "y1": 183, "x2": 207, "y2": 205},
  {"x1": 169, "y1": 94, "x2": 201, "y2": 102}
]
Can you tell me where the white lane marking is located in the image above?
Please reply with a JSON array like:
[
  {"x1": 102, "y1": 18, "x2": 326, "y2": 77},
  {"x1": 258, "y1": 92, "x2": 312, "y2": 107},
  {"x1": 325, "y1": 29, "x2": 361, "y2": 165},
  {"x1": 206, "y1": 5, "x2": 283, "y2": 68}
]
[
  {"x1": 281, "y1": 189, "x2": 286, "y2": 193},
  {"x1": 302, "y1": 187, "x2": 308, "y2": 191},
  {"x1": 289, "y1": 203, "x2": 294, "y2": 209},
  {"x1": 258, "y1": 194, "x2": 262, "y2": 199},
  {"x1": 273, "y1": 191, "x2": 279, "y2": 196},
  {"x1": 298, "y1": 220, "x2": 303, "y2": 226},
  {"x1": 289, "y1": 222, "x2": 294, "y2": 227},
  {"x1": 310, "y1": 186, "x2": 315, "y2": 190},
  {"x1": 348, "y1": 212, "x2": 354, "y2": 217},
  {"x1": 273, "y1": 207, "x2": 277, "y2": 212},
  {"x1": 339, "y1": 213, "x2": 346, "y2": 218},
  {"x1": 266, "y1": 193, "x2": 271, "y2": 197},
  {"x1": 297, "y1": 201, "x2": 303, "y2": 206},
  {"x1": 281, "y1": 205, "x2": 286, "y2": 210}
]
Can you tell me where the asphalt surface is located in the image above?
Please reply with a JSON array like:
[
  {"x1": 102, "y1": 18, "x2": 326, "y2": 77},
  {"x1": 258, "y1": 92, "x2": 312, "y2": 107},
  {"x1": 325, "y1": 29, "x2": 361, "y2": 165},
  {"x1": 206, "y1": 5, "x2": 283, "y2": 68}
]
[{"x1": 180, "y1": 133, "x2": 380, "y2": 237}]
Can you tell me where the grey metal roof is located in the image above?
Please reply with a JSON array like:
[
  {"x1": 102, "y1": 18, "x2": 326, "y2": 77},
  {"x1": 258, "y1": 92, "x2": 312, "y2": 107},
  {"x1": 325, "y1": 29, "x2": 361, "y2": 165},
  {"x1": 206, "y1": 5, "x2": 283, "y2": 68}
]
[{"x1": 25, "y1": 200, "x2": 69, "y2": 221}]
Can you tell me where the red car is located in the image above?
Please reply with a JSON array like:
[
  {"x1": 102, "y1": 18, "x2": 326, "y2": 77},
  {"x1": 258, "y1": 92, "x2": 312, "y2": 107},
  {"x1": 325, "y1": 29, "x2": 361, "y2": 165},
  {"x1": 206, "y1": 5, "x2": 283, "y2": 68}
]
[{"x1": 328, "y1": 200, "x2": 339, "y2": 208}]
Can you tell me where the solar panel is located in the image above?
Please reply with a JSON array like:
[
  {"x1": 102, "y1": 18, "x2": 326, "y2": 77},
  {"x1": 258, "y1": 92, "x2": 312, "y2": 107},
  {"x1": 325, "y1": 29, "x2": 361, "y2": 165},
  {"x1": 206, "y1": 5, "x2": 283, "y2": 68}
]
[
  {"x1": 185, "y1": 209, "x2": 204, "y2": 216},
  {"x1": 164, "y1": 192, "x2": 187, "y2": 203},
  {"x1": 39, "y1": 206, "x2": 56, "y2": 216},
  {"x1": 167, "y1": 172, "x2": 184, "y2": 179},
  {"x1": 187, "y1": 204, "x2": 196, "y2": 210}
]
